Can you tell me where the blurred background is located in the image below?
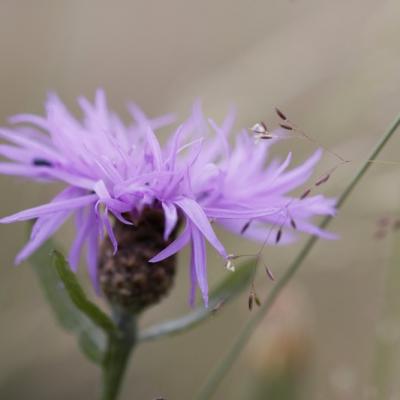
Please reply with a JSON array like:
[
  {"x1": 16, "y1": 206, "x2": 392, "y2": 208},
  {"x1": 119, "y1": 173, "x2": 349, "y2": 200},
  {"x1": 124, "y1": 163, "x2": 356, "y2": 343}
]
[{"x1": 1, "y1": 1, "x2": 400, "y2": 399}]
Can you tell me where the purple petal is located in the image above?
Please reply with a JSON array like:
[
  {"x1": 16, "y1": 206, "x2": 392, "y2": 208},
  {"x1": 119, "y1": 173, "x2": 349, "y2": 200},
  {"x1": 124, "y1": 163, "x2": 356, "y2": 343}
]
[
  {"x1": 15, "y1": 211, "x2": 71, "y2": 264},
  {"x1": 208, "y1": 118, "x2": 230, "y2": 157},
  {"x1": 86, "y1": 214, "x2": 100, "y2": 294},
  {"x1": 162, "y1": 202, "x2": 178, "y2": 240},
  {"x1": 264, "y1": 149, "x2": 322, "y2": 194},
  {"x1": 128, "y1": 103, "x2": 163, "y2": 170},
  {"x1": 189, "y1": 246, "x2": 197, "y2": 307},
  {"x1": 174, "y1": 197, "x2": 227, "y2": 258},
  {"x1": 93, "y1": 180, "x2": 132, "y2": 213},
  {"x1": 0, "y1": 193, "x2": 97, "y2": 223},
  {"x1": 0, "y1": 128, "x2": 58, "y2": 159},
  {"x1": 166, "y1": 124, "x2": 185, "y2": 170},
  {"x1": 43, "y1": 169, "x2": 95, "y2": 190},
  {"x1": 147, "y1": 113, "x2": 176, "y2": 131},
  {"x1": 8, "y1": 113, "x2": 50, "y2": 131},
  {"x1": 0, "y1": 144, "x2": 32, "y2": 163},
  {"x1": 294, "y1": 220, "x2": 339, "y2": 239},
  {"x1": 30, "y1": 187, "x2": 80, "y2": 237},
  {"x1": 190, "y1": 224, "x2": 208, "y2": 306},
  {"x1": 150, "y1": 221, "x2": 191, "y2": 263},
  {"x1": 102, "y1": 209, "x2": 118, "y2": 255},
  {"x1": 69, "y1": 208, "x2": 95, "y2": 271},
  {"x1": 0, "y1": 162, "x2": 51, "y2": 178},
  {"x1": 219, "y1": 219, "x2": 297, "y2": 245},
  {"x1": 204, "y1": 206, "x2": 281, "y2": 219}
]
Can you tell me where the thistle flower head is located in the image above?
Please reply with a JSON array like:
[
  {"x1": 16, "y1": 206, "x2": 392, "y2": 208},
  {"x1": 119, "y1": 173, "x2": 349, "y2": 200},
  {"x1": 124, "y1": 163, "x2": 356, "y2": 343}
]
[{"x1": 0, "y1": 90, "x2": 336, "y2": 307}]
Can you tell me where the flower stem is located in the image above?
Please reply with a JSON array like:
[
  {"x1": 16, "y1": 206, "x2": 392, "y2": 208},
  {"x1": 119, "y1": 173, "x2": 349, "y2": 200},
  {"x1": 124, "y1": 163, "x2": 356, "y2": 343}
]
[
  {"x1": 101, "y1": 308, "x2": 137, "y2": 400},
  {"x1": 195, "y1": 113, "x2": 400, "y2": 400}
]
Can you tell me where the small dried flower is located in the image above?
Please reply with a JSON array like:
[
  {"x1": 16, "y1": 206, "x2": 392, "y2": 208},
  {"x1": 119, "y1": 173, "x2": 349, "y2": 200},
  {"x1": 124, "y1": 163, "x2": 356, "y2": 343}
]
[
  {"x1": 300, "y1": 188, "x2": 312, "y2": 200},
  {"x1": 265, "y1": 265, "x2": 275, "y2": 281},
  {"x1": 275, "y1": 228, "x2": 282, "y2": 244},
  {"x1": 248, "y1": 292, "x2": 254, "y2": 311},
  {"x1": 225, "y1": 260, "x2": 236, "y2": 272},
  {"x1": 275, "y1": 107, "x2": 287, "y2": 121},
  {"x1": 251, "y1": 122, "x2": 268, "y2": 134},
  {"x1": 279, "y1": 123, "x2": 293, "y2": 131},
  {"x1": 315, "y1": 174, "x2": 331, "y2": 186}
]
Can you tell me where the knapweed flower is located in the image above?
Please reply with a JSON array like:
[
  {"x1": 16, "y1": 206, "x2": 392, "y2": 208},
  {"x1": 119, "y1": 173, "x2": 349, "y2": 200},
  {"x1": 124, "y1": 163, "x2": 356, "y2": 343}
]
[{"x1": 0, "y1": 90, "x2": 336, "y2": 309}]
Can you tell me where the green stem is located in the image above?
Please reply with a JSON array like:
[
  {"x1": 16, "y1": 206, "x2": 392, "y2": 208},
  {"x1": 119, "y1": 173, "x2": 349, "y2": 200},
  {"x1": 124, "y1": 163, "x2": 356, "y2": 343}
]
[
  {"x1": 195, "y1": 114, "x2": 400, "y2": 400},
  {"x1": 101, "y1": 309, "x2": 137, "y2": 400}
]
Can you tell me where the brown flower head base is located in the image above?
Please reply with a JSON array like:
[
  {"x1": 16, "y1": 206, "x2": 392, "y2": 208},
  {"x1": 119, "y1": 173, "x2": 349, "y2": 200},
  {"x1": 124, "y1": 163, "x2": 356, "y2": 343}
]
[{"x1": 99, "y1": 206, "x2": 180, "y2": 312}]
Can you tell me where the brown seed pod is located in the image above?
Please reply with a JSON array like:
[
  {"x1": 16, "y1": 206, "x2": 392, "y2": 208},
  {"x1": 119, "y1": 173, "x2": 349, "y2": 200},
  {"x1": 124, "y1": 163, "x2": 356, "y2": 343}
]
[
  {"x1": 248, "y1": 293, "x2": 254, "y2": 311},
  {"x1": 315, "y1": 174, "x2": 330, "y2": 186},
  {"x1": 265, "y1": 265, "x2": 275, "y2": 281},
  {"x1": 275, "y1": 107, "x2": 287, "y2": 121},
  {"x1": 279, "y1": 123, "x2": 293, "y2": 131},
  {"x1": 241, "y1": 220, "x2": 252, "y2": 234},
  {"x1": 275, "y1": 228, "x2": 282, "y2": 244},
  {"x1": 251, "y1": 122, "x2": 268, "y2": 134},
  {"x1": 300, "y1": 188, "x2": 311, "y2": 200}
]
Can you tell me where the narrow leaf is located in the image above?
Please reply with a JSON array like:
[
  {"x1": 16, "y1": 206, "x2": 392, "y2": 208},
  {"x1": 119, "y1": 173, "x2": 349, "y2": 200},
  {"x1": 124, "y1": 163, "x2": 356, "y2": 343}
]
[
  {"x1": 139, "y1": 259, "x2": 255, "y2": 342},
  {"x1": 30, "y1": 241, "x2": 108, "y2": 364},
  {"x1": 51, "y1": 250, "x2": 116, "y2": 334},
  {"x1": 78, "y1": 330, "x2": 105, "y2": 365}
]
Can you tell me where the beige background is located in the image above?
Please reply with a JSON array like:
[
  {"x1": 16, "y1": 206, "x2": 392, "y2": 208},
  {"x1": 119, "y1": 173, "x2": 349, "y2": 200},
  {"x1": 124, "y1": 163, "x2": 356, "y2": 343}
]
[{"x1": 0, "y1": 1, "x2": 400, "y2": 399}]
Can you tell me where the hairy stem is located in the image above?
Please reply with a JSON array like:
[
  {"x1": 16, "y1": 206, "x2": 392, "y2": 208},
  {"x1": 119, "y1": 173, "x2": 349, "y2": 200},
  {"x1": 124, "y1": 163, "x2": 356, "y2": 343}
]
[
  {"x1": 101, "y1": 309, "x2": 137, "y2": 400},
  {"x1": 195, "y1": 113, "x2": 400, "y2": 400}
]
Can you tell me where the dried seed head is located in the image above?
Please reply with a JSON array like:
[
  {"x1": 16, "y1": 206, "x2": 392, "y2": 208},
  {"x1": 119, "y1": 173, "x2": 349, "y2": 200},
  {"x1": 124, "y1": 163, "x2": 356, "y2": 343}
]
[
  {"x1": 254, "y1": 133, "x2": 274, "y2": 141},
  {"x1": 251, "y1": 122, "x2": 268, "y2": 134},
  {"x1": 279, "y1": 123, "x2": 293, "y2": 131},
  {"x1": 248, "y1": 292, "x2": 254, "y2": 311},
  {"x1": 99, "y1": 206, "x2": 180, "y2": 313},
  {"x1": 315, "y1": 174, "x2": 331, "y2": 186},
  {"x1": 251, "y1": 122, "x2": 275, "y2": 141},
  {"x1": 300, "y1": 188, "x2": 311, "y2": 200},
  {"x1": 225, "y1": 258, "x2": 236, "y2": 271},
  {"x1": 212, "y1": 299, "x2": 225, "y2": 313},
  {"x1": 275, "y1": 107, "x2": 287, "y2": 121},
  {"x1": 275, "y1": 228, "x2": 282, "y2": 244},
  {"x1": 241, "y1": 220, "x2": 252, "y2": 235},
  {"x1": 265, "y1": 265, "x2": 275, "y2": 281},
  {"x1": 249, "y1": 288, "x2": 261, "y2": 310}
]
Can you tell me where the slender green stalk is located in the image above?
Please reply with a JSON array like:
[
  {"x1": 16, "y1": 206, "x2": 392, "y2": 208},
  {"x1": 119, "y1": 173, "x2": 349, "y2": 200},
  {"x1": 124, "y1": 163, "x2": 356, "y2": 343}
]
[
  {"x1": 195, "y1": 113, "x2": 400, "y2": 400},
  {"x1": 101, "y1": 309, "x2": 137, "y2": 400}
]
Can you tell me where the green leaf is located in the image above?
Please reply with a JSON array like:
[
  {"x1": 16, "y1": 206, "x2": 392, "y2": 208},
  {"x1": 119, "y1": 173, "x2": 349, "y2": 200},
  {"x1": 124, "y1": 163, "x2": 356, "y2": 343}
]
[
  {"x1": 139, "y1": 258, "x2": 255, "y2": 342},
  {"x1": 30, "y1": 241, "x2": 110, "y2": 364},
  {"x1": 51, "y1": 250, "x2": 116, "y2": 334},
  {"x1": 78, "y1": 330, "x2": 105, "y2": 365}
]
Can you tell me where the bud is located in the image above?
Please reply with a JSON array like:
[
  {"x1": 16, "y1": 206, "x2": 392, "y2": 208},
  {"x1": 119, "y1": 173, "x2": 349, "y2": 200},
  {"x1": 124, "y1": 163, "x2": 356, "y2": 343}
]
[{"x1": 99, "y1": 206, "x2": 180, "y2": 313}]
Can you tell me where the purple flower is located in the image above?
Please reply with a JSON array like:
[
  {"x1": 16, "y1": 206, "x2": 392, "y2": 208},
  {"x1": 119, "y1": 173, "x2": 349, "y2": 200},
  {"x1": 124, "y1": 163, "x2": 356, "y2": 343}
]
[{"x1": 0, "y1": 90, "x2": 336, "y2": 306}]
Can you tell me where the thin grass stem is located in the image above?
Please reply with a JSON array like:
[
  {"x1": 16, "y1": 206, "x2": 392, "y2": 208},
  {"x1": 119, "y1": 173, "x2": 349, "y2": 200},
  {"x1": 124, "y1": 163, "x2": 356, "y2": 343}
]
[{"x1": 195, "y1": 113, "x2": 400, "y2": 400}]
